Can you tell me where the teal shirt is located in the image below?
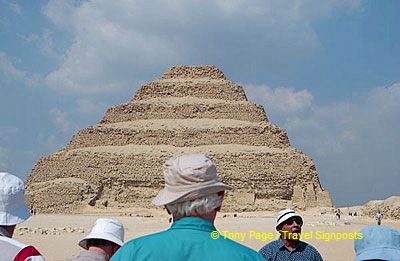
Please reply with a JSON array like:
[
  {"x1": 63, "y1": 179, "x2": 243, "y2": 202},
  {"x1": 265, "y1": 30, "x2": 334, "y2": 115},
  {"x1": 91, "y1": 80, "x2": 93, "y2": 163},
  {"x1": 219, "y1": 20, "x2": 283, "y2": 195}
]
[{"x1": 112, "y1": 217, "x2": 263, "y2": 261}]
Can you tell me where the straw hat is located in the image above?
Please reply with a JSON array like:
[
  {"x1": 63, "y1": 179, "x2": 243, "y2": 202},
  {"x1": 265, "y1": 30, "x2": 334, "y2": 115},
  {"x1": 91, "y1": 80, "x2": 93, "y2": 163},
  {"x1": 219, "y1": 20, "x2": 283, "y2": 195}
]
[
  {"x1": 152, "y1": 154, "x2": 232, "y2": 206},
  {"x1": 79, "y1": 218, "x2": 124, "y2": 249},
  {"x1": 354, "y1": 225, "x2": 400, "y2": 261},
  {"x1": 0, "y1": 172, "x2": 31, "y2": 226},
  {"x1": 275, "y1": 209, "x2": 303, "y2": 230}
]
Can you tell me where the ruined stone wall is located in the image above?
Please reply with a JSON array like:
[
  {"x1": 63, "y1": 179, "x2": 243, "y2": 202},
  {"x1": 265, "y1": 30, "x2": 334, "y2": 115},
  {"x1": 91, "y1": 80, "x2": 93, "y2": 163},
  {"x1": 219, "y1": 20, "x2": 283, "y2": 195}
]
[{"x1": 361, "y1": 196, "x2": 400, "y2": 220}]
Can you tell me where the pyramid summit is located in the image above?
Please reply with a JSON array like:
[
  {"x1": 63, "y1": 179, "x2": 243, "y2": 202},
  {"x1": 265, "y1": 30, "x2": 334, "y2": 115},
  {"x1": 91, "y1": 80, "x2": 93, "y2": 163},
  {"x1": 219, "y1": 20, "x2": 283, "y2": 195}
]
[{"x1": 26, "y1": 65, "x2": 333, "y2": 213}]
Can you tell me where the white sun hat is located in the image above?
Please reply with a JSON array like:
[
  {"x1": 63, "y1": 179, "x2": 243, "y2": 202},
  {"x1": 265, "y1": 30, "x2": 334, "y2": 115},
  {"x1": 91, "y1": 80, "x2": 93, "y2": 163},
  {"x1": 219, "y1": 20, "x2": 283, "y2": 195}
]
[
  {"x1": 275, "y1": 209, "x2": 303, "y2": 230},
  {"x1": 79, "y1": 218, "x2": 124, "y2": 249},
  {"x1": 0, "y1": 172, "x2": 31, "y2": 226},
  {"x1": 152, "y1": 153, "x2": 232, "y2": 206}
]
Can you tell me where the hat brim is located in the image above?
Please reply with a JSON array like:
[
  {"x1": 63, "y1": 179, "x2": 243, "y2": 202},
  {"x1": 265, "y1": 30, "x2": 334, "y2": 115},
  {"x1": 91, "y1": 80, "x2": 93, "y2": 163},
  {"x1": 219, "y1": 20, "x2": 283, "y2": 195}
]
[
  {"x1": 355, "y1": 247, "x2": 400, "y2": 261},
  {"x1": 276, "y1": 213, "x2": 303, "y2": 230},
  {"x1": 0, "y1": 203, "x2": 30, "y2": 226},
  {"x1": 79, "y1": 233, "x2": 124, "y2": 250},
  {"x1": 152, "y1": 182, "x2": 232, "y2": 206}
]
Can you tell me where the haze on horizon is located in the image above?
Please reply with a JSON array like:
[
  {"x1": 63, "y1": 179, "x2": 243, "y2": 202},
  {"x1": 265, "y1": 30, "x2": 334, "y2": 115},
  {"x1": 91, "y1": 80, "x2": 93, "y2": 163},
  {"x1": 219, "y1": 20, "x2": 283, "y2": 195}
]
[{"x1": 1, "y1": 0, "x2": 399, "y2": 207}]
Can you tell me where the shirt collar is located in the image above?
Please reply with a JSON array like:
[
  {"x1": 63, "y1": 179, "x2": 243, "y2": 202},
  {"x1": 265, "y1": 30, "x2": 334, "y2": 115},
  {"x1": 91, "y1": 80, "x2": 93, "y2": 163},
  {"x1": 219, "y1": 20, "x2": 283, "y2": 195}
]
[
  {"x1": 170, "y1": 217, "x2": 216, "y2": 232},
  {"x1": 78, "y1": 251, "x2": 108, "y2": 261},
  {"x1": 278, "y1": 237, "x2": 306, "y2": 252}
]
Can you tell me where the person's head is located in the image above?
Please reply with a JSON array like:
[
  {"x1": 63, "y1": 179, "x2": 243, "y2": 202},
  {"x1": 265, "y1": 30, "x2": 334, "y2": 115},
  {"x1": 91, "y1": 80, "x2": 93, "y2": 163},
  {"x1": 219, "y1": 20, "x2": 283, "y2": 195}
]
[
  {"x1": 0, "y1": 172, "x2": 31, "y2": 237},
  {"x1": 275, "y1": 209, "x2": 303, "y2": 241},
  {"x1": 152, "y1": 153, "x2": 231, "y2": 221},
  {"x1": 354, "y1": 225, "x2": 400, "y2": 261},
  {"x1": 166, "y1": 191, "x2": 224, "y2": 221},
  {"x1": 79, "y1": 218, "x2": 124, "y2": 259}
]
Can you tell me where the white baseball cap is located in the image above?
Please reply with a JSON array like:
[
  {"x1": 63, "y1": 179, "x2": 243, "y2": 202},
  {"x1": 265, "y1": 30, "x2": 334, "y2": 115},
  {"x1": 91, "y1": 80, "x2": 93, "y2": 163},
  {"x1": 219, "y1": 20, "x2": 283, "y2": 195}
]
[
  {"x1": 79, "y1": 218, "x2": 124, "y2": 249},
  {"x1": 276, "y1": 209, "x2": 303, "y2": 230},
  {"x1": 0, "y1": 172, "x2": 31, "y2": 226}
]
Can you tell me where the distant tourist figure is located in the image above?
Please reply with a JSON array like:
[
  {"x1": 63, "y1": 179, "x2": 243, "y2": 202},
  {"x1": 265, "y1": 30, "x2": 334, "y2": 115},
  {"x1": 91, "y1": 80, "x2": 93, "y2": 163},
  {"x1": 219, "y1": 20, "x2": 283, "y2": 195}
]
[
  {"x1": 376, "y1": 210, "x2": 382, "y2": 225},
  {"x1": 112, "y1": 153, "x2": 263, "y2": 260},
  {"x1": 335, "y1": 209, "x2": 341, "y2": 220},
  {"x1": 0, "y1": 172, "x2": 44, "y2": 261},
  {"x1": 354, "y1": 225, "x2": 400, "y2": 261},
  {"x1": 69, "y1": 218, "x2": 124, "y2": 261},
  {"x1": 259, "y1": 209, "x2": 323, "y2": 261},
  {"x1": 30, "y1": 206, "x2": 36, "y2": 216}
]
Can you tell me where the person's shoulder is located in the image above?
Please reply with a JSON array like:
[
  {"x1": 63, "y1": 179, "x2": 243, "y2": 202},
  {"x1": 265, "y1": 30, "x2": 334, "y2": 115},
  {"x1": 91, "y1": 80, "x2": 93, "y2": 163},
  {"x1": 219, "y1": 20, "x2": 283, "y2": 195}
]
[
  {"x1": 221, "y1": 237, "x2": 261, "y2": 253},
  {"x1": 112, "y1": 230, "x2": 169, "y2": 260},
  {"x1": 259, "y1": 239, "x2": 279, "y2": 250},
  {"x1": 217, "y1": 237, "x2": 263, "y2": 260},
  {"x1": 302, "y1": 241, "x2": 319, "y2": 251},
  {"x1": 0, "y1": 235, "x2": 27, "y2": 248},
  {"x1": 259, "y1": 239, "x2": 279, "y2": 256},
  {"x1": 14, "y1": 245, "x2": 44, "y2": 261},
  {"x1": 301, "y1": 241, "x2": 323, "y2": 259},
  {"x1": 125, "y1": 230, "x2": 169, "y2": 246}
]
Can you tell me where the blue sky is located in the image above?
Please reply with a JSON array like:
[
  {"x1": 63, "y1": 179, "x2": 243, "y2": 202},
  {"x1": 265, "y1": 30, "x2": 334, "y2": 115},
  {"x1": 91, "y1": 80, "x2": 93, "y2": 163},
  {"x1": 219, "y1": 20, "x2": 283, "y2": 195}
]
[{"x1": 1, "y1": 0, "x2": 399, "y2": 207}]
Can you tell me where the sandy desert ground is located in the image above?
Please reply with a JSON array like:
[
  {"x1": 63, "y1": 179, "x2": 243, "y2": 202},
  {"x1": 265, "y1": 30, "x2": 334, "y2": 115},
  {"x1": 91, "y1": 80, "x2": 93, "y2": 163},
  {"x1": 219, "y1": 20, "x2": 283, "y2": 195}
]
[{"x1": 14, "y1": 210, "x2": 400, "y2": 261}]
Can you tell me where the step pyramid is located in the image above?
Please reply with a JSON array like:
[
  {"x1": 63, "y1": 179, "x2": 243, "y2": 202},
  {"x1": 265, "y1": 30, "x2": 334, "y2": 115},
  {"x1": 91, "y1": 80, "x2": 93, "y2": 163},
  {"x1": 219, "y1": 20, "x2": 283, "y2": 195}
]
[{"x1": 26, "y1": 65, "x2": 332, "y2": 213}]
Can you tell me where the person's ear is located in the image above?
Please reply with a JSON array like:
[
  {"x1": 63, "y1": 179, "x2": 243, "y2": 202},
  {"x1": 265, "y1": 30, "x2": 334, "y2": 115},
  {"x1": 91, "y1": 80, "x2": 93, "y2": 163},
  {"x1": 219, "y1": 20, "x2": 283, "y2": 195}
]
[
  {"x1": 277, "y1": 225, "x2": 282, "y2": 232},
  {"x1": 111, "y1": 244, "x2": 120, "y2": 257},
  {"x1": 217, "y1": 191, "x2": 225, "y2": 200},
  {"x1": 215, "y1": 191, "x2": 225, "y2": 212}
]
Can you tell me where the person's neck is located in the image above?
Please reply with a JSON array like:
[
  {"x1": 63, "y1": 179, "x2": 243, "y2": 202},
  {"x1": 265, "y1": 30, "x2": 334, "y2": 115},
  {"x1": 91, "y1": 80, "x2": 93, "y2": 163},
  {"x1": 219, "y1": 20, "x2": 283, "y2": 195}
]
[
  {"x1": 281, "y1": 237, "x2": 299, "y2": 251},
  {"x1": 87, "y1": 246, "x2": 110, "y2": 260},
  {"x1": 173, "y1": 211, "x2": 217, "y2": 224},
  {"x1": 0, "y1": 225, "x2": 15, "y2": 238}
]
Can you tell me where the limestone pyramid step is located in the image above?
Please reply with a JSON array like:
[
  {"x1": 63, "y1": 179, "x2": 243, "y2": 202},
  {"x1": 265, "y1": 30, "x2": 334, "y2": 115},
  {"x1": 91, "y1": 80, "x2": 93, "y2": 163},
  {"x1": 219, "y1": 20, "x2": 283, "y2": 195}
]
[
  {"x1": 160, "y1": 65, "x2": 226, "y2": 80},
  {"x1": 101, "y1": 97, "x2": 267, "y2": 124},
  {"x1": 134, "y1": 79, "x2": 247, "y2": 101},
  {"x1": 67, "y1": 119, "x2": 289, "y2": 149},
  {"x1": 133, "y1": 65, "x2": 248, "y2": 101},
  {"x1": 27, "y1": 144, "x2": 329, "y2": 212}
]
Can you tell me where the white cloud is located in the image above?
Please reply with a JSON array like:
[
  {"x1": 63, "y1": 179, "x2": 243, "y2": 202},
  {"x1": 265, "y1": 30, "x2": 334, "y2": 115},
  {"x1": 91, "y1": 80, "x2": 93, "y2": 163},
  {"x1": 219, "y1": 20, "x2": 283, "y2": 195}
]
[
  {"x1": 246, "y1": 84, "x2": 313, "y2": 113},
  {"x1": 40, "y1": 30, "x2": 59, "y2": 57},
  {"x1": 247, "y1": 82, "x2": 400, "y2": 205},
  {"x1": 8, "y1": 2, "x2": 21, "y2": 14},
  {"x1": 76, "y1": 99, "x2": 107, "y2": 115},
  {"x1": 0, "y1": 126, "x2": 19, "y2": 143},
  {"x1": 17, "y1": 32, "x2": 40, "y2": 42},
  {"x1": 17, "y1": 30, "x2": 60, "y2": 59},
  {"x1": 43, "y1": 0, "x2": 362, "y2": 95},
  {"x1": 35, "y1": 133, "x2": 64, "y2": 153},
  {"x1": 50, "y1": 109, "x2": 79, "y2": 135},
  {"x1": 0, "y1": 147, "x2": 8, "y2": 169},
  {"x1": 0, "y1": 52, "x2": 38, "y2": 87}
]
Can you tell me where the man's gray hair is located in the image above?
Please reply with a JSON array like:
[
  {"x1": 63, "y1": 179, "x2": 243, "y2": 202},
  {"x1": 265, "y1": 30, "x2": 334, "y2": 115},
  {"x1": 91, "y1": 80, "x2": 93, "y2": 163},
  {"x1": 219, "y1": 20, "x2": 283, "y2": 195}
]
[{"x1": 166, "y1": 193, "x2": 222, "y2": 217}]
